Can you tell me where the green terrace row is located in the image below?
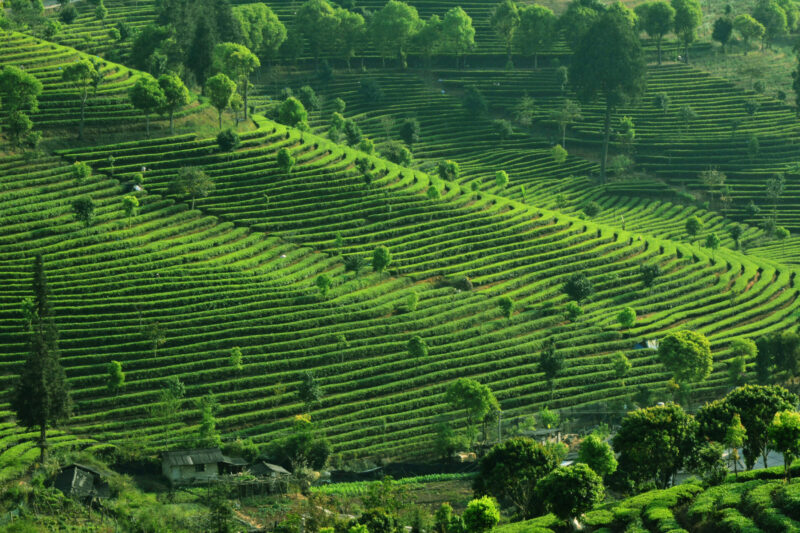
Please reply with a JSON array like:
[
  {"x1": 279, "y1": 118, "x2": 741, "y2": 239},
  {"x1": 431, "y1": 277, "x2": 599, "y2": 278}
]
[{"x1": 33, "y1": 124, "x2": 800, "y2": 456}]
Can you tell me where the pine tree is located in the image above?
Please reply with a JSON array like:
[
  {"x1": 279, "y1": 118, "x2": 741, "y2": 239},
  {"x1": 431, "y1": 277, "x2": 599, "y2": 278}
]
[{"x1": 11, "y1": 255, "x2": 72, "y2": 462}]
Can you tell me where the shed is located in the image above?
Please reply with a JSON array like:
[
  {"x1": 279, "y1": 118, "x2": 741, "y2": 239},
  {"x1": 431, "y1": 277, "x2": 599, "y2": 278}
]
[
  {"x1": 162, "y1": 448, "x2": 227, "y2": 485},
  {"x1": 250, "y1": 461, "x2": 290, "y2": 478},
  {"x1": 54, "y1": 464, "x2": 110, "y2": 501},
  {"x1": 221, "y1": 455, "x2": 249, "y2": 475}
]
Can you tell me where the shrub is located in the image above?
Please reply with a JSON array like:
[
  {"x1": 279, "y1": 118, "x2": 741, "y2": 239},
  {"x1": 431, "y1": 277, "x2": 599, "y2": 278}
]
[
  {"x1": 360, "y1": 78, "x2": 383, "y2": 103},
  {"x1": 563, "y1": 273, "x2": 594, "y2": 302},
  {"x1": 583, "y1": 201, "x2": 602, "y2": 217},
  {"x1": 217, "y1": 129, "x2": 240, "y2": 152}
]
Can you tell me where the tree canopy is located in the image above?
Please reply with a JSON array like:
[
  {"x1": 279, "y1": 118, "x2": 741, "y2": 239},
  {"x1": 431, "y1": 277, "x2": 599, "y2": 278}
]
[
  {"x1": 613, "y1": 403, "x2": 698, "y2": 489},
  {"x1": 570, "y1": 8, "x2": 646, "y2": 181},
  {"x1": 473, "y1": 437, "x2": 559, "y2": 518},
  {"x1": 658, "y1": 330, "x2": 713, "y2": 383}
]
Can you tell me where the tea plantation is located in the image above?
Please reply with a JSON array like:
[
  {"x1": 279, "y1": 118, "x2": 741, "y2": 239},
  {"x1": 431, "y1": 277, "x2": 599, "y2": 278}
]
[{"x1": 3, "y1": 0, "x2": 800, "y2": 529}]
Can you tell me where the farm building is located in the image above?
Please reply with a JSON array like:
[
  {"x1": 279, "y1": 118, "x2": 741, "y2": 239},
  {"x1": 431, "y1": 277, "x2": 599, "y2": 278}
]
[
  {"x1": 54, "y1": 463, "x2": 111, "y2": 501},
  {"x1": 250, "y1": 461, "x2": 290, "y2": 479},
  {"x1": 161, "y1": 448, "x2": 247, "y2": 485}
]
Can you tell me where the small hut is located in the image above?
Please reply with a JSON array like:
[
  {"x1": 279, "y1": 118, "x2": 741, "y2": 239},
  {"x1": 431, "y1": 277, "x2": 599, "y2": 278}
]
[{"x1": 54, "y1": 464, "x2": 111, "y2": 501}]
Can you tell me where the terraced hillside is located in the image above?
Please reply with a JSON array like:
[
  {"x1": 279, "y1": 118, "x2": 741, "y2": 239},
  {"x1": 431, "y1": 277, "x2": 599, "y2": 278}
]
[
  {"x1": 262, "y1": 69, "x2": 766, "y2": 252},
  {"x1": 0, "y1": 31, "x2": 206, "y2": 135},
  {"x1": 0, "y1": 115, "x2": 785, "y2": 459},
  {"x1": 434, "y1": 64, "x2": 800, "y2": 230}
]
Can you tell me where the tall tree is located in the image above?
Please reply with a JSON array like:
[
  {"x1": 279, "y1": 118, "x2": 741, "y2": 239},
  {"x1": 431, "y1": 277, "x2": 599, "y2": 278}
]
[
  {"x1": 441, "y1": 6, "x2": 475, "y2": 69},
  {"x1": 298, "y1": 371, "x2": 323, "y2": 411},
  {"x1": 11, "y1": 256, "x2": 72, "y2": 462},
  {"x1": 550, "y1": 99, "x2": 582, "y2": 148},
  {"x1": 335, "y1": 8, "x2": 366, "y2": 71},
  {"x1": 537, "y1": 464, "x2": 605, "y2": 523},
  {"x1": 205, "y1": 72, "x2": 236, "y2": 130},
  {"x1": 473, "y1": 437, "x2": 559, "y2": 518},
  {"x1": 212, "y1": 42, "x2": 260, "y2": 121},
  {"x1": 169, "y1": 166, "x2": 214, "y2": 209},
  {"x1": 635, "y1": 1, "x2": 675, "y2": 64},
  {"x1": 558, "y1": 0, "x2": 605, "y2": 51},
  {"x1": 570, "y1": 9, "x2": 646, "y2": 182},
  {"x1": 696, "y1": 384, "x2": 798, "y2": 469},
  {"x1": 613, "y1": 403, "x2": 698, "y2": 489},
  {"x1": 128, "y1": 76, "x2": 165, "y2": 137},
  {"x1": 490, "y1": 0, "x2": 520, "y2": 67},
  {"x1": 515, "y1": 4, "x2": 556, "y2": 70},
  {"x1": 62, "y1": 60, "x2": 97, "y2": 140},
  {"x1": 445, "y1": 378, "x2": 499, "y2": 447},
  {"x1": 538, "y1": 338, "x2": 564, "y2": 400},
  {"x1": 0, "y1": 65, "x2": 43, "y2": 148},
  {"x1": 753, "y1": 0, "x2": 788, "y2": 49},
  {"x1": 769, "y1": 410, "x2": 800, "y2": 479},
  {"x1": 671, "y1": 0, "x2": 702, "y2": 63},
  {"x1": 232, "y1": 3, "x2": 286, "y2": 64},
  {"x1": 413, "y1": 14, "x2": 443, "y2": 68},
  {"x1": 295, "y1": 0, "x2": 338, "y2": 65},
  {"x1": 577, "y1": 433, "x2": 618, "y2": 477},
  {"x1": 158, "y1": 73, "x2": 189, "y2": 135},
  {"x1": 658, "y1": 329, "x2": 713, "y2": 384},
  {"x1": 735, "y1": 14, "x2": 766, "y2": 55},
  {"x1": 369, "y1": 0, "x2": 421, "y2": 68},
  {"x1": 713, "y1": 17, "x2": 734, "y2": 53}
]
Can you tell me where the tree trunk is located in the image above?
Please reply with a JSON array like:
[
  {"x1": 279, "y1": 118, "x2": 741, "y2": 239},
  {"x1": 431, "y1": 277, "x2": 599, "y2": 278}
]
[
  {"x1": 145, "y1": 114, "x2": 150, "y2": 138},
  {"x1": 561, "y1": 124, "x2": 566, "y2": 148},
  {"x1": 243, "y1": 77, "x2": 249, "y2": 121},
  {"x1": 39, "y1": 424, "x2": 47, "y2": 463},
  {"x1": 657, "y1": 37, "x2": 662, "y2": 65},
  {"x1": 169, "y1": 110, "x2": 174, "y2": 135},
  {"x1": 600, "y1": 102, "x2": 611, "y2": 183},
  {"x1": 685, "y1": 40, "x2": 690, "y2": 64},
  {"x1": 218, "y1": 109, "x2": 223, "y2": 130},
  {"x1": 534, "y1": 53, "x2": 538, "y2": 70},
  {"x1": 763, "y1": 446, "x2": 769, "y2": 468},
  {"x1": 507, "y1": 43, "x2": 513, "y2": 68},
  {"x1": 191, "y1": 195, "x2": 196, "y2": 210},
  {"x1": 79, "y1": 92, "x2": 87, "y2": 140}
]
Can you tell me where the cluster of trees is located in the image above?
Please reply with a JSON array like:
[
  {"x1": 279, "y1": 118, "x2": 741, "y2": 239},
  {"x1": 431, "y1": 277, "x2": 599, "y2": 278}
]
[
  {"x1": 471, "y1": 383, "x2": 800, "y2": 526},
  {"x1": 126, "y1": 73, "x2": 190, "y2": 136},
  {"x1": 711, "y1": 0, "x2": 800, "y2": 54},
  {"x1": 291, "y1": 0, "x2": 477, "y2": 69}
]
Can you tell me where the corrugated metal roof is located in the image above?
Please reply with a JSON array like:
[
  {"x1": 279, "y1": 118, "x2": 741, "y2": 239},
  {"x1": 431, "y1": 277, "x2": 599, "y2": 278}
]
[
  {"x1": 252, "y1": 461, "x2": 290, "y2": 476},
  {"x1": 222, "y1": 455, "x2": 248, "y2": 466},
  {"x1": 162, "y1": 448, "x2": 225, "y2": 467}
]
